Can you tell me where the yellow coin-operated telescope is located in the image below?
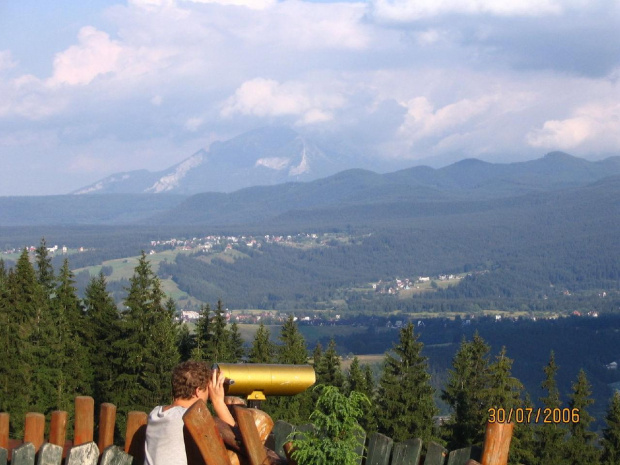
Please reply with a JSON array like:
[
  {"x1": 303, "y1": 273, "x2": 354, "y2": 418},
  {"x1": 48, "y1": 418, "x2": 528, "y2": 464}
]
[{"x1": 213, "y1": 363, "x2": 316, "y2": 408}]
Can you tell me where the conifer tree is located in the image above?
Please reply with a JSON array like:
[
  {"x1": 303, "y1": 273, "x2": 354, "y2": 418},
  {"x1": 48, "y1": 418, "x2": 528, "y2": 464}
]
[
  {"x1": 35, "y1": 238, "x2": 55, "y2": 296},
  {"x1": 265, "y1": 316, "x2": 312, "y2": 423},
  {"x1": 191, "y1": 303, "x2": 211, "y2": 361},
  {"x1": 277, "y1": 315, "x2": 308, "y2": 364},
  {"x1": 228, "y1": 322, "x2": 245, "y2": 362},
  {"x1": 48, "y1": 260, "x2": 92, "y2": 412},
  {"x1": 319, "y1": 339, "x2": 344, "y2": 389},
  {"x1": 509, "y1": 393, "x2": 538, "y2": 465},
  {"x1": 346, "y1": 356, "x2": 377, "y2": 433},
  {"x1": 565, "y1": 370, "x2": 599, "y2": 465},
  {"x1": 601, "y1": 391, "x2": 620, "y2": 465},
  {"x1": 442, "y1": 333, "x2": 491, "y2": 448},
  {"x1": 249, "y1": 322, "x2": 274, "y2": 363},
  {"x1": 535, "y1": 351, "x2": 567, "y2": 465},
  {"x1": 1, "y1": 249, "x2": 42, "y2": 434},
  {"x1": 376, "y1": 323, "x2": 437, "y2": 443},
  {"x1": 313, "y1": 342, "x2": 324, "y2": 380},
  {"x1": 208, "y1": 299, "x2": 231, "y2": 362},
  {"x1": 109, "y1": 252, "x2": 179, "y2": 421},
  {"x1": 177, "y1": 323, "x2": 195, "y2": 362},
  {"x1": 84, "y1": 272, "x2": 120, "y2": 405}
]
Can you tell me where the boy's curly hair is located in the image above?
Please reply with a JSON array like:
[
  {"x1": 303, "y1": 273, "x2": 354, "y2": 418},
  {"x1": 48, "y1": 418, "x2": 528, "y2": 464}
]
[{"x1": 171, "y1": 360, "x2": 211, "y2": 400}]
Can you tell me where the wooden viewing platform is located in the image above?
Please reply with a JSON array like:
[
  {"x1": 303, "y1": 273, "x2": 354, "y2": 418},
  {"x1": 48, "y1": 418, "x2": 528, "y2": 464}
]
[{"x1": 0, "y1": 396, "x2": 513, "y2": 465}]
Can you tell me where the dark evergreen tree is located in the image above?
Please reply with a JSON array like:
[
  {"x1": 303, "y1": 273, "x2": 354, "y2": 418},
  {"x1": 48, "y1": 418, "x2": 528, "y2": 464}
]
[
  {"x1": 346, "y1": 357, "x2": 366, "y2": 395},
  {"x1": 375, "y1": 323, "x2": 437, "y2": 443},
  {"x1": 49, "y1": 260, "x2": 92, "y2": 413},
  {"x1": 312, "y1": 342, "x2": 325, "y2": 381},
  {"x1": 35, "y1": 238, "x2": 55, "y2": 295},
  {"x1": 535, "y1": 352, "x2": 567, "y2": 465},
  {"x1": 319, "y1": 339, "x2": 344, "y2": 389},
  {"x1": 1, "y1": 249, "x2": 41, "y2": 434},
  {"x1": 248, "y1": 322, "x2": 274, "y2": 363},
  {"x1": 191, "y1": 303, "x2": 211, "y2": 361},
  {"x1": 346, "y1": 357, "x2": 377, "y2": 433},
  {"x1": 487, "y1": 347, "x2": 522, "y2": 410},
  {"x1": 565, "y1": 370, "x2": 599, "y2": 465},
  {"x1": 265, "y1": 316, "x2": 312, "y2": 423},
  {"x1": 84, "y1": 272, "x2": 120, "y2": 406},
  {"x1": 277, "y1": 315, "x2": 308, "y2": 364},
  {"x1": 177, "y1": 323, "x2": 195, "y2": 362},
  {"x1": 109, "y1": 252, "x2": 180, "y2": 424},
  {"x1": 228, "y1": 322, "x2": 245, "y2": 362},
  {"x1": 509, "y1": 393, "x2": 538, "y2": 465},
  {"x1": 601, "y1": 391, "x2": 620, "y2": 465},
  {"x1": 208, "y1": 299, "x2": 230, "y2": 362},
  {"x1": 441, "y1": 333, "x2": 491, "y2": 448}
]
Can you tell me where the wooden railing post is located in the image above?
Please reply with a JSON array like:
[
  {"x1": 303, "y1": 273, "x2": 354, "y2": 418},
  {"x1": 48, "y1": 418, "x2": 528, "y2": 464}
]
[
  {"x1": 125, "y1": 411, "x2": 148, "y2": 464},
  {"x1": 74, "y1": 396, "x2": 95, "y2": 446},
  {"x1": 0, "y1": 412, "x2": 8, "y2": 451},
  {"x1": 23, "y1": 413, "x2": 45, "y2": 452},
  {"x1": 480, "y1": 422, "x2": 514, "y2": 465},
  {"x1": 98, "y1": 403, "x2": 117, "y2": 454},
  {"x1": 49, "y1": 411, "x2": 68, "y2": 448}
]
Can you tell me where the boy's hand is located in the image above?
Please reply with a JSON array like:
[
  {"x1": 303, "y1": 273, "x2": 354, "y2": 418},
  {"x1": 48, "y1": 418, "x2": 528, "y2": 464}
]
[{"x1": 208, "y1": 368, "x2": 236, "y2": 426}]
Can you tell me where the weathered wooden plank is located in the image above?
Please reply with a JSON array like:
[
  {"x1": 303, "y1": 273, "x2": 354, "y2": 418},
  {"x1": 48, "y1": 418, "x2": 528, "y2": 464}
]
[
  {"x1": 24, "y1": 413, "x2": 45, "y2": 452},
  {"x1": 0, "y1": 413, "x2": 8, "y2": 450},
  {"x1": 272, "y1": 420, "x2": 295, "y2": 459},
  {"x1": 74, "y1": 396, "x2": 95, "y2": 446},
  {"x1": 365, "y1": 432, "x2": 393, "y2": 465},
  {"x1": 392, "y1": 438, "x2": 423, "y2": 465},
  {"x1": 447, "y1": 447, "x2": 475, "y2": 465},
  {"x1": 100, "y1": 445, "x2": 134, "y2": 465},
  {"x1": 0, "y1": 447, "x2": 7, "y2": 465},
  {"x1": 124, "y1": 411, "x2": 147, "y2": 465},
  {"x1": 232, "y1": 406, "x2": 268, "y2": 465},
  {"x1": 245, "y1": 408, "x2": 274, "y2": 444},
  {"x1": 65, "y1": 441, "x2": 99, "y2": 465},
  {"x1": 49, "y1": 411, "x2": 67, "y2": 449},
  {"x1": 37, "y1": 443, "x2": 63, "y2": 465},
  {"x1": 11, "y1": 442, "x2": 35, "y2": 465},
  {"x1": 98, "y1": 403, "x2": 117, "y2": 454},
  {"x1": 182, "y1": 399, "x2": 232, "y2": 465},
  {"x1": 424, "y1": 442, "x2": 447, "y2": 465}
]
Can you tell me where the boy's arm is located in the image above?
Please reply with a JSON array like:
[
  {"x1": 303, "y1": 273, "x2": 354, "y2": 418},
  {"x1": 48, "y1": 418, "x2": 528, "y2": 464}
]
[{"x1": 208, "y1": 369, "x2": 236, "y2": 426}]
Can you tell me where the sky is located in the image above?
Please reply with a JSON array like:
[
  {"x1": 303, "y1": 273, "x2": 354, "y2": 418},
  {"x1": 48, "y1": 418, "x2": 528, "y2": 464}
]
[{"x1": 0, "y1": 0, "x2": 619, "y2": 196}]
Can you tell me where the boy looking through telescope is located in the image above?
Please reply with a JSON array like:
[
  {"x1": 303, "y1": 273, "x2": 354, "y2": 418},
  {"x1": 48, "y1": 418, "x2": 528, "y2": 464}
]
[{"x1": 144, "y1": 360, "x2": 235, "y2": 465}]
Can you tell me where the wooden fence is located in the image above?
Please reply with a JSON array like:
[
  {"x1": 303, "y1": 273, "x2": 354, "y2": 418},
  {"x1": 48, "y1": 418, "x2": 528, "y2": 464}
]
[{"x1": 0, "y1": 397, "x2": 513, "y2": 465}]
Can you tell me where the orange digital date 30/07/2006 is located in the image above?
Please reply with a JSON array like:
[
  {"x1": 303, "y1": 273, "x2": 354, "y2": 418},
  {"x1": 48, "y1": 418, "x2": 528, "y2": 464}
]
[{"x1": 488, "y1": 407, "x2": 580, "y2": 424}]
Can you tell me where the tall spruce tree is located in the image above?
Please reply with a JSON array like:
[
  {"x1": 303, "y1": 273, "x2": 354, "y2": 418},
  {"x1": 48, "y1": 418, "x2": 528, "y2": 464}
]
[
  {"x1": 509, "y1": 393, "x2": 538, "y2": 465},
  {"x1": 1, "y1": 249, "x2": 42, "y2": 434},
  {"x1": 375, "y1": 323, "x2": 437, "y2": 443},
  {"x1": 346, "y1": 356, "x2": 377, "y2": 433},
  {"x1": 319, "y1": 339, "x2": 344, "y2": 389},
  {"x1": 191, "y1": 303, "x2": 211, "y2": 361},
  {"x1": 228, "y1": 322, "x2": 245, "y2": 362},
  {"x1": 248, "y1": 322, "x2": 274, "y2": 363},
  {"x1": 208, "y1": 300, "x2": 231, "y2": 362},
  {"x1": 35, "y1": 238, "x2": 55, "y2": 296},
  {"x1": 109, "y1": 252, "x2": 179, "y2": 422},
  {"x1": 177, "y1": 323, "x2": 195, "y2": 362},
  {"x1": 601, "y1": 391, "x2": 620, "y2": 465},
  {"x1": 49, "y1": 260, "x2": 92, "y2": 413},
  {"x1": 265, "y1": 316, "x2": 312, "y2": 423},
  {"x1": 535, "y1": 352, "x2": 568, "y2": 465},
  {"x1": 84, "y1": 272, "x2": 120, "y2": 406},
  {"x1": 565, "y1": 370, "x2": 599, "y2": 465},
  {"x1": 441, "y1": 333, "x2": 491, "y2": 448}
]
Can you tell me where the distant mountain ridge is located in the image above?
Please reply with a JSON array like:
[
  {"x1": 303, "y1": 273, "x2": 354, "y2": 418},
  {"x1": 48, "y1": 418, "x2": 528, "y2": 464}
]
[
  {"x1": 149, "y1": 151, "x2": 620, "y2": 226},
  {"x1": 73, "y1": 127, "x2": 349, "y2": 195},
  {"x1": 2, "y1": 150, "x2": 619, "y2": 227}
]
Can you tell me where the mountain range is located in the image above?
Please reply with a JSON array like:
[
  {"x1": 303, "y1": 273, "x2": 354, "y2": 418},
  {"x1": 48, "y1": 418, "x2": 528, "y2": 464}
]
[
  {"x1": 72, "y1": 127, "x2": 355, "y2": 195},
  {"x1": 1, "y1": 150, "x2": 619, "y2": 227}
]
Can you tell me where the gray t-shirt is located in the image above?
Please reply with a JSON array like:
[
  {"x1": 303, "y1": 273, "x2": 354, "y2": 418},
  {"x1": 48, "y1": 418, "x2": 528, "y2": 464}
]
[{"x1": 144, "y1": 405, "x2": 188, "y2": 465}]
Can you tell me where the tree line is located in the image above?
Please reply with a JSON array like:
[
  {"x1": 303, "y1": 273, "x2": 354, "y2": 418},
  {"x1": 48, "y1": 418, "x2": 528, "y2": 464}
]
[{"x1": 2, "y1": 244, "x2": 620, "y2": 464}]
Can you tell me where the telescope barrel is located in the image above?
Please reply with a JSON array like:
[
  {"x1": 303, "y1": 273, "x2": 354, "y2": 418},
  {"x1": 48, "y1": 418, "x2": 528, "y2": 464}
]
[{"x1": 212, "y1": 363, "x2": 316, "y2": 400}]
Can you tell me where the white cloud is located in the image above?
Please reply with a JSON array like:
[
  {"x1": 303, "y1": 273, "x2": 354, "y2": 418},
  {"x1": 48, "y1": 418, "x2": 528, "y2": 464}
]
[
  {"x1": 49, "y1": 27, "x2": 124, "y2": 86},
  {"x1": 221, "y1": 78, "x2": 345, "y2": 125},
  {"x1": 185, "y1": 116, "x2": 204, "y2": 131},
  {"x1": 527, "y1": 102, "x2": 620, "y2": 152},
  {"x1": 370, "y1": 0, "x2": 564, "y2": 23},
  {"x1": 0, "y1": 51, "x2": 17, "y2": 72}
]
